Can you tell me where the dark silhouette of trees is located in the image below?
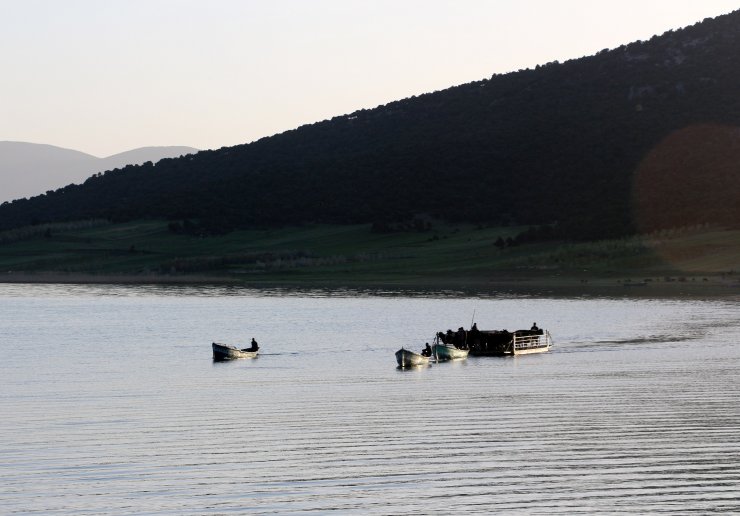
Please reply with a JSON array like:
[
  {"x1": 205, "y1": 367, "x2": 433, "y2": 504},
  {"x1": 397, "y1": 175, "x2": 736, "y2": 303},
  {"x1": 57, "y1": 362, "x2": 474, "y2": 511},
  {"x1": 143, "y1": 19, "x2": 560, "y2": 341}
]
[{"x1": 1, "y1": 10, "x2": 740, "y2": 238}]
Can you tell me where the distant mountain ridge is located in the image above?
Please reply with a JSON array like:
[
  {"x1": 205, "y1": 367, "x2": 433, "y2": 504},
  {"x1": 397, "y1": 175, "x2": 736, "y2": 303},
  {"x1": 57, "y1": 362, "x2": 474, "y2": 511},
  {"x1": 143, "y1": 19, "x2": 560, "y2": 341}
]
[
  {"x1": 0, "y1": 142, "x2": 198, "y2": 202},
  {"x1": 1, "y1": 10, "x2": 740, "y2": 238}
]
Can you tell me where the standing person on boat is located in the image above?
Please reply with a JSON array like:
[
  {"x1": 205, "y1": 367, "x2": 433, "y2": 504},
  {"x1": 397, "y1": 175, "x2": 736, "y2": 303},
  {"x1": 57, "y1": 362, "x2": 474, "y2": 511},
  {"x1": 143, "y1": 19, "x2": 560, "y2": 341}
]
[
  {"x1": 469, "y1": 322, "x2": 480, "y2": 338},
  {"x1": 530, "y1": 323, "x2": 541, "y2": 343},
  {"x1": 467, "y1": 322, "x2": 480, "y2": 350},
  {"x1": 249, "y1": 338, "x2": 259, "y2": 351},
  {"x1": 421, "y1": 343, "x2": 432, "y2": 357},
  {"x1": 456, "y1": 327, "x2": 466, "y2": 347}
]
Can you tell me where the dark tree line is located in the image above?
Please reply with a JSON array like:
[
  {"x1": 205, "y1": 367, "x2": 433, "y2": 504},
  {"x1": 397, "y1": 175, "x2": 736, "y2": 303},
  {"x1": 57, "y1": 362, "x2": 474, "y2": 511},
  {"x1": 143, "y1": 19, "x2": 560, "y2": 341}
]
[{"x1": 2, "y1": 10, "x2": 740, "y2": 238}]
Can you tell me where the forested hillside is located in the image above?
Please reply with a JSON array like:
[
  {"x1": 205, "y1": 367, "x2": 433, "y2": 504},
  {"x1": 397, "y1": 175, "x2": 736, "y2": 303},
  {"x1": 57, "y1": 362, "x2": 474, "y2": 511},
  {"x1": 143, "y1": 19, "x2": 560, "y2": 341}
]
[{"x1": 2, "y1": 10, "x2": 740, "y2": 239}]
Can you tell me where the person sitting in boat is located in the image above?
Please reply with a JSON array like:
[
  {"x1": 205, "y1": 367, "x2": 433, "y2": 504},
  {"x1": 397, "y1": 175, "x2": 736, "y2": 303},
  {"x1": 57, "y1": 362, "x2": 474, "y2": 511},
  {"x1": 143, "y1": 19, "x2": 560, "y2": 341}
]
[
  {"x1": 421, "y1": 343, "x2": 432, "y2": 357},
  {"x1": 248, "y1": 338, "x2": 259, "y2": 352},
  {"x1": 531, "y1": 322, "x2": 539, "y2": 331}
]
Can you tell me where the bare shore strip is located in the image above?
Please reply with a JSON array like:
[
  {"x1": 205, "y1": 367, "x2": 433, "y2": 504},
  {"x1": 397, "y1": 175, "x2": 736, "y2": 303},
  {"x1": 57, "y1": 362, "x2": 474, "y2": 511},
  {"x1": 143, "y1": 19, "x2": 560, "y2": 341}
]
[{"x1": 2, "y1": 271, "x2": 739, "y2": 298}]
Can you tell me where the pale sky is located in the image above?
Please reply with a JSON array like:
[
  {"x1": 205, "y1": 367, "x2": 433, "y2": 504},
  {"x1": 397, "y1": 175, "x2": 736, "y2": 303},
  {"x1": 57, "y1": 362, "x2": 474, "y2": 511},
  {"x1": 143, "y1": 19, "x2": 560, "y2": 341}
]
[{"x1": 1, "y1": 0, "x2": 738, "y2": 157}]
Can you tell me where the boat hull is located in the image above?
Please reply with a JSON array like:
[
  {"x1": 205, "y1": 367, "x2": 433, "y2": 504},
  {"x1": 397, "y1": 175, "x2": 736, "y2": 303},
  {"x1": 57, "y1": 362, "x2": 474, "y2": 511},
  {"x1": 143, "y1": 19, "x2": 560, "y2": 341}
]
[
  {"x1": 512, "y1": 345, "x2": 550, "y2": 355},
  {"x1": 432, "y1": 344, "x2": 469, "y2": 361},
  {"x1": 212, "y1": 342, "x2": 258, "y2": 360},
  {"x1": 395, "y1": 348, "x2": 430, "y2": 368}
]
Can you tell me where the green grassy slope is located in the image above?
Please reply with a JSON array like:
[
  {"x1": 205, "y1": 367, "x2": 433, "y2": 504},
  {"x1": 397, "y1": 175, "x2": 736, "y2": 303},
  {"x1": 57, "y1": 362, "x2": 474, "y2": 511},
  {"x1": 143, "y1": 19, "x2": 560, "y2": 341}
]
[{"x1": 1, "y1": 221, "x2": 738, "y2": 290}]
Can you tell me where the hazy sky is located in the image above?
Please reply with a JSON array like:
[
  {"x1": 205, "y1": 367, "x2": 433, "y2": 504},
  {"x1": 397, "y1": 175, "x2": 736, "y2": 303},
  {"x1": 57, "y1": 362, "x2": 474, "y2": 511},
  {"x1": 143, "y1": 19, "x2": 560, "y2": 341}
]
[{"x1": 2, "y1": 0, "x2": 738, "y2": 157}]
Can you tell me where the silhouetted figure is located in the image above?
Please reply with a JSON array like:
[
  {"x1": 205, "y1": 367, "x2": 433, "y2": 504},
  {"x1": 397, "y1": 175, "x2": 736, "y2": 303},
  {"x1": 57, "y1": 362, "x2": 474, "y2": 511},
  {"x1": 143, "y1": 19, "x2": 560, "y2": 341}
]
[
  {"x1": 248, "y1": 338, "x2": 259, "y2": 352},
  {"x1": 531, "y1": 322, "x2": 539, "y2": 331},
  {"x1": 456, "y1": 327, "x2": 465, "y2": 346},
  {"x1": 467, "y1": 322, "x2": 480, "y2": 350},
  {"x1": 445, "y1": 329, "x2": 454, "y2": 344},
  {"x1": 421, "y1": 343, "x2": 432, "y2": 357}
]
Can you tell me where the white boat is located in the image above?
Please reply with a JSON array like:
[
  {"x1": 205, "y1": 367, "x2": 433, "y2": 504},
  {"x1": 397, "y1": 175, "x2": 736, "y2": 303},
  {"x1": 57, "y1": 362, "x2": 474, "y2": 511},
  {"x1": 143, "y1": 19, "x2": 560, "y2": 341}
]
[
  {"x1": 395, "y1": 348, "x2": 430, "y2": 368},
  {"x1": 212, "y1": 342, "x2": 259, "y2": 360},
  {"x1": 432, "y1": 343, "x2": 469, "y2": 361}
]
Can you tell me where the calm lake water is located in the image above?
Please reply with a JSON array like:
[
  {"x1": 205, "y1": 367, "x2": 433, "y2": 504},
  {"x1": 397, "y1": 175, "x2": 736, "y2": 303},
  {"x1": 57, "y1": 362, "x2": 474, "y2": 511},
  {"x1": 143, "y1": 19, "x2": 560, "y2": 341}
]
[{"x1": 1, "y1": 284, "x2": 739, "y2": 514}]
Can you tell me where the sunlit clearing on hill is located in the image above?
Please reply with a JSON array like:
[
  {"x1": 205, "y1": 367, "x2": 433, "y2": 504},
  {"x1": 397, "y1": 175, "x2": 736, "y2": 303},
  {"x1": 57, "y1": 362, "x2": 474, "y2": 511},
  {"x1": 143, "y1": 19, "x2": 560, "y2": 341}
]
[{"x1": 633, "y1": 124, "x2": 740, "y2": 272}]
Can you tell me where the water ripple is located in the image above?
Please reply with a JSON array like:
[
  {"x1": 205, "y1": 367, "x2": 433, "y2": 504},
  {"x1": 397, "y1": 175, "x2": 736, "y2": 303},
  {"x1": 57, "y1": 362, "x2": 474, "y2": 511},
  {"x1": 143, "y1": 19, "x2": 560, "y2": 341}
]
[{"x1": 1, "y1": 287, "x2": 739, "y2": 513}]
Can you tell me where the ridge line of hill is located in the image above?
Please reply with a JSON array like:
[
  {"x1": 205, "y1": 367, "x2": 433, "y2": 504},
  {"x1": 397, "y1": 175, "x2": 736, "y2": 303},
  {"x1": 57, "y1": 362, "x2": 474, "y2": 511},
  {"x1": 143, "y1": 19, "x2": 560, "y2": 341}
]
[{"x1": 1, "y1": 10, "x2": 740, "y2": 241}]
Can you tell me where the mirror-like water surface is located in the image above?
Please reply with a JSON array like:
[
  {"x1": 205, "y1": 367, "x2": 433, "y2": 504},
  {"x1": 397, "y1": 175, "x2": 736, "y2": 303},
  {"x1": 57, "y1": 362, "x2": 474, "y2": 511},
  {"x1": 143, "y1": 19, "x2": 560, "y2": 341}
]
[{"x1": 1, "y1": 284, "x2": 739, "y2": 514}]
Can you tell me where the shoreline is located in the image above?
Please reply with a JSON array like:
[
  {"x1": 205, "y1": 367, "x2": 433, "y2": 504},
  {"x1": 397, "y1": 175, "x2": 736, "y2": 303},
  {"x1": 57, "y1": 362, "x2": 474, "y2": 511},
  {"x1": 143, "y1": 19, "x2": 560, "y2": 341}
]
[{"x1": 2, "y1": 271, "x2": 739, "y2": 298}]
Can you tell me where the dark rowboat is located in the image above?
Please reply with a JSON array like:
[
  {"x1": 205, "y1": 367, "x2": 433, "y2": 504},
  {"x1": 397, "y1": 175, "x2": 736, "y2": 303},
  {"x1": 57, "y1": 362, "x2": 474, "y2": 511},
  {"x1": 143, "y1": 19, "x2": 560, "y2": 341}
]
[{"x1": 212, "y1": 342, "x2": 259, "y2": 360}]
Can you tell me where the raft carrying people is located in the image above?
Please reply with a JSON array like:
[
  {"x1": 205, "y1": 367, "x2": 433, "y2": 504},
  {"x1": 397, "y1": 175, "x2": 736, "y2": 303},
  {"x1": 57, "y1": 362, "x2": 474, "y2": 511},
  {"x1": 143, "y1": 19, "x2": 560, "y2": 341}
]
[{"x1": 436, "y1": 321, "x2": 550, "y2": 356}]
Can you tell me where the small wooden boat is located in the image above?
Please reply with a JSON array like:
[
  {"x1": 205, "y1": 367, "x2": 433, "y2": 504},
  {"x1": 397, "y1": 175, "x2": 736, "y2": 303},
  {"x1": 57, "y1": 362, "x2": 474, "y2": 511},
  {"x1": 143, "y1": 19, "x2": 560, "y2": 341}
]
[
  {"x1": 432, "y1": 343, "x2": 469, "y2": 361},
  {"x1": 212, "y1": 342, "x2": 259, "y2": 360},
  {"x1": 395, "y1": 348, "x2": 430, "y2": 368}
]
